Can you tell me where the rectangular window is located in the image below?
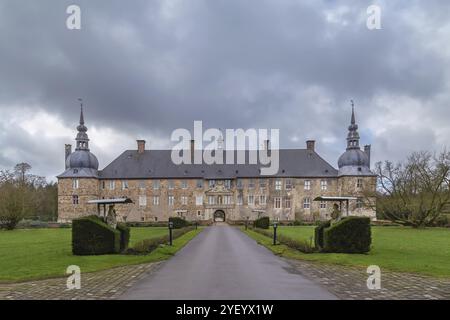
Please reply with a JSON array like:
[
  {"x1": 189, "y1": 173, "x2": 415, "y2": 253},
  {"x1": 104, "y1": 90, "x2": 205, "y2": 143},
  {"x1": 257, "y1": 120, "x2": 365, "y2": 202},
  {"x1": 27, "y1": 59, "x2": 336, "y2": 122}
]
[
  {"x1": 274, "y1": 197, "x2": 282, "y2": 209},
  {"x1": 224, "y1": 179, "x2": 231, "y2": 189},
  {"x1": 248, "y1": 195, "x2": 254, "y2": 205},
  {"x1": 224, "y1": 195, "x2": 232, "y2": 205},
  {"x1": 259, "y1": 195, "x2": 267, "y2": 205},
  {"x1": 285, "y1": 179, "x2": 292, "y2": 190},
  {"x1": 259, "y1": 179, "x2": 266, "y2": 189},
  {"x1": 101, "y1": 181, "x2": 106, "y2": 190},
  {"x1": 168, "y1": 195, "x2": 175, "y2": 206},
  {"x1": 320, "y1": 201, "x2": 327, "y2": 209},
  {"x1": 237, "y1": 195, "x2": 243, "y2": 205},
  {"x1": 357, "y1": 178, "x2": 363, "y2": 188},
  {"x1": 285, "y1": 197, "x2": 291, "y2": 209},
  {"x1": 209, "y1": 180, "x2": 216, "y2": 188},
  {"x1": 275, "y1": 179, "x2": 282, "y2": 190},
  {"x1": 139, "y1": 180, "x2": 146, "y2": 190},
  {"x1": 321, "y1": 180, "x2": 327, "y2": 191},
  {"x1": 72, "y1": 179, "x2": 79, "y2": 189},
  {"x1": 181, "y1": 196, "x2": 188, "y2": 205},
  {"x1": 122, "y1": 180, "x2": 129, "y2": 190},
  {"x1": 304, "y1": 180, "x2": 311, "y2": 190},
  {"x1": 196, "y1": 179, "x2": 203, "y2": 189},
  {"x1": 109, "y1": 180, "x2": 115, "y2": 190},
  {"x1": 168, "y1": 180, "x2": 175, "y2": 190},
  {"x1": 248, "y1": 179, "x2": 255, "y2": 189},
  {"x1": 152, "y1": 180, "x2": 160, "y2": 190},
  {"x1": 208, "y1": 196, "x2": 216, "y2": 205},
  {"x1": 72, "y1": 195, "x2": 79, "y2": 205},
  {"x1": 139, "y1": 195, "x2": 147, "y2": 207},
  {"x1": 181, "y1": 180, "x2": 188, "y2": 189},
  {"x1": 153, "y1": 196, "x2": 160, "y2": 206},
  {"x1": 356, "y1": 198, "x2": 364, "y2": 209},
  {"x1": 303, "y1": 197, "x2": 311, "y2": 209},
  {"x1": 236, "y1": 179, "x2": 243, "y2": 189},
  {"x1": 195, "y1": 196, "x2": 203, "y2": 206}
]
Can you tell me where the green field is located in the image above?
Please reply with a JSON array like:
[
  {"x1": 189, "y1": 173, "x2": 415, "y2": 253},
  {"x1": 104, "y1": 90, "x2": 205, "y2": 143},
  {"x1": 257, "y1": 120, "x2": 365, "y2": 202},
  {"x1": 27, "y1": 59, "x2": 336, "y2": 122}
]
[
  {"x1": 0, "y1": 227, "x2": 201, "y2": 282},
  {"x1": 244, "y1": 226, "x2": 450, "y2": 278}
]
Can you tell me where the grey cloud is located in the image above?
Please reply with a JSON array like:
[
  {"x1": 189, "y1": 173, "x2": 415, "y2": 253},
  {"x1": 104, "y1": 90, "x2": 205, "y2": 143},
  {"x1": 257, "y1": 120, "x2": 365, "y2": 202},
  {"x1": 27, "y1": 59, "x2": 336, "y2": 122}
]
[{"x1": 0, "y1": 0, "x2": 449, "y2": 178}]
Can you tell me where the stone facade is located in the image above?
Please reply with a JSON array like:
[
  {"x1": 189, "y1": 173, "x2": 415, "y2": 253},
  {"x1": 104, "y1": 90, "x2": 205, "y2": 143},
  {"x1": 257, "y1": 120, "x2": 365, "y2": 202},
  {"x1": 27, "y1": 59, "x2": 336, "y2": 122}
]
[{"x1": 58, "y1": 175, "x2": 376, "y2": 223}]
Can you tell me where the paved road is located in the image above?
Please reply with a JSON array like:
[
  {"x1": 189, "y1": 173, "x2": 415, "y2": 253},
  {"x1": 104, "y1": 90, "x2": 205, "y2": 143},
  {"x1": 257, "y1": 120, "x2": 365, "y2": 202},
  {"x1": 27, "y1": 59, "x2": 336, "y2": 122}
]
[{"x1": 120, "y1": 225, "x2": 337, "y2": 300}]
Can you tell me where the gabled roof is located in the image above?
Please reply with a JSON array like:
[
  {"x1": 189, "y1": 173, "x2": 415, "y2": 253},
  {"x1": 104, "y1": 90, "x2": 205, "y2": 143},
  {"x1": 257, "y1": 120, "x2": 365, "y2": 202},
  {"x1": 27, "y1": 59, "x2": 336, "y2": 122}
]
[{"x1": 98, "y1": 149, "x2": 338, "y2": 179}]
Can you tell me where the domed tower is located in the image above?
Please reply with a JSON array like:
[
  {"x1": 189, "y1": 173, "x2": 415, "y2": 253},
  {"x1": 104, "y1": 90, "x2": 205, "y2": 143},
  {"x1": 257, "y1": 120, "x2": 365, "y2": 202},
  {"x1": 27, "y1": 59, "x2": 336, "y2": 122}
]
[
  {"x1": 57, "y1": 104, "x2": 100, "y2": 222},
  {"x1": 337, "y1": 104, "x2": 371, "y2": 176},
  {"x1": 65, "y1": 106, "x2": 99, "y2": 172},
  {"x1": 337, "y1": 102, "x2": 377, "y2": 219}
]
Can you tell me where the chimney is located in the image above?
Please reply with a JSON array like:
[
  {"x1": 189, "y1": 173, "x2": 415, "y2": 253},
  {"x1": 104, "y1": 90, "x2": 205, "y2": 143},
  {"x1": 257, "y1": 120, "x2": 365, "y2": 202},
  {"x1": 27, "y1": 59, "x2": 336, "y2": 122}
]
[
  {"x1": 364, "y1": 145, "x2": 371, "y2": 168},
  {"x1": 190, "y1": 139, "x2": 195, "y2": 164},
  {"x1": 65, "y1": 144, "x2": 72, "y2": 169},
  {"x1": 306, "y1": 140, "x2": 315, "y2": 152},
  {"x1": 137, "y1": 140, "x2": 146, "y2": 154}
]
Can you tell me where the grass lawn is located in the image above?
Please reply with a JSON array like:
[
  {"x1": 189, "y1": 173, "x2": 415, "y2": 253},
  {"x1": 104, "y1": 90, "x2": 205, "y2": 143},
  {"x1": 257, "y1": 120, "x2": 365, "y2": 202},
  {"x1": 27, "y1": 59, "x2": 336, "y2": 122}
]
[
  {"x1": 243, "y1": 226, "x2": 450, "y2": 278},
  {"x1": 0, "y1": 227, "x2": 202, "y2": 283}
]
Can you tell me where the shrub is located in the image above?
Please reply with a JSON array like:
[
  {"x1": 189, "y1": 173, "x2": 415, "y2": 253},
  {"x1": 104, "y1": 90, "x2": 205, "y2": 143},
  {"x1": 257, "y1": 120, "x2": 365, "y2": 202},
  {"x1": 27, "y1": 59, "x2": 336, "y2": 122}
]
[
  {"x1": 253, "y1": 216, "x2": 270, "y2": 229},
  {"x1": 72, "y1": 215, "x2": 121, "y2": 255},
  {"x1": 116, "y1": 223, "x2": 130, "y2": 251},
  {"x1": 314, "y1": 220, "x2": 331, "y2": 250},
  {"x1": 169, "y1": 217, "x2": 189, "y2": 229},
  {"x1": 323, "y1": 217, "x2": 371, "y2": 253}
]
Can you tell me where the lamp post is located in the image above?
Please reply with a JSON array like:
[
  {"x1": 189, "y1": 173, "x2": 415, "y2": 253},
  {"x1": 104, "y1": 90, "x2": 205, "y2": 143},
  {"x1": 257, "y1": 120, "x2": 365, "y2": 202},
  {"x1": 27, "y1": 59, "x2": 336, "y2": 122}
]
[
  {"x1": 168, "y1": 221, "x2": 174, "y2": 246},
  {"x1": 245, "y1": 216, "x2": 250, "y2": 230},
  {"x1": 273, "y1": 221, "x2": 278, "y2": 245}
]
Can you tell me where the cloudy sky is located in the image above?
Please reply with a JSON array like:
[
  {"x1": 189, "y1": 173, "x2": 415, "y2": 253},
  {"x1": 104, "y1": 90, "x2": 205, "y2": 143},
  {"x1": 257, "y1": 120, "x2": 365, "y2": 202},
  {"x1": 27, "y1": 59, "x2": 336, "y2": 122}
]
[{"x1": 0, "y1": 0, "x2": 449, "y2": 180}]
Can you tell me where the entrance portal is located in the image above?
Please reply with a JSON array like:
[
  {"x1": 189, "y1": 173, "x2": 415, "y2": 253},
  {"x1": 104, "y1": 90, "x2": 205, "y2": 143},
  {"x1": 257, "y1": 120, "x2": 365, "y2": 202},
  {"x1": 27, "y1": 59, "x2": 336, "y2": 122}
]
[{"x1": 213, "y1": 210, "x2": 225, "y2": 222}]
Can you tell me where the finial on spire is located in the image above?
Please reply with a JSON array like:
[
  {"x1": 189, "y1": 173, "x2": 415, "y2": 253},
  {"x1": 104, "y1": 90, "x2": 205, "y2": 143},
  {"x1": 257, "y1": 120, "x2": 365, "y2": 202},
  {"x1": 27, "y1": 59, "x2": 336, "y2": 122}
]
[
  {"x1": 350, "y1": 100, "x2": 355, "y2": 124},
  {"x1": 78, "y1": 98, "x2": 84, "y2": 125}
]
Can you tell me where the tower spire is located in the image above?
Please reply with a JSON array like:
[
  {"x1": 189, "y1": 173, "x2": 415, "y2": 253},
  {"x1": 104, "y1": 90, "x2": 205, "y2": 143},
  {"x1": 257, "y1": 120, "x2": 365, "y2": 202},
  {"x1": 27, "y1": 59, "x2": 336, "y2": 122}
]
[
  {"x1": 75, "y1": 99, "x2": 90, "y2": 151},
  {"x1": 79, "y1": 98, "x2": 85, "y2": 125},
  {"x1": 346, "y1": 100, "x2": 360, "y2": 150}
]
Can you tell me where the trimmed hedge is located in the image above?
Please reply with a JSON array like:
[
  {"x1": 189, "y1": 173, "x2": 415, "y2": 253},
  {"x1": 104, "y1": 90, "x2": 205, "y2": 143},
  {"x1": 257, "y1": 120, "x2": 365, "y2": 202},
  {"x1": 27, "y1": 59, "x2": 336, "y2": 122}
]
[
  {"x1": 314, "y1": 220, "x2": 331, "y2": 250},
  {"x1": 253, "y1": 217, "x2": 270, "y2": 229},
  {"x1": 323, "y1": 217, "x2": 371, "y2": 253},
  {"x1": 72, "y1": 215, "x2": 121, "y2": 255},
  {"x1": 116, "y1": 223, "x2": 130, "y2": 251},
  {"x1": 169, "y1": 217, "x2": 189, "y2": 229}
]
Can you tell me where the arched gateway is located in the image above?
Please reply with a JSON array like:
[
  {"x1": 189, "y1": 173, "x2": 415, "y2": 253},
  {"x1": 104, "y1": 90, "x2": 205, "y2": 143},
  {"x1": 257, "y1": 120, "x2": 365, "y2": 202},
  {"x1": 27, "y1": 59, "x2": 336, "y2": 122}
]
[{"x1": 213, "y1": 210, "x2": 226, "y2": 222}]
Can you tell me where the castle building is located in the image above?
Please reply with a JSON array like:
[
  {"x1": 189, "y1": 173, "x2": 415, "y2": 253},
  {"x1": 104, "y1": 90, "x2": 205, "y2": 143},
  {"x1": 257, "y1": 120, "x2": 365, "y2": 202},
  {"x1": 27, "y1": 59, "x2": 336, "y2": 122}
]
[{"x1": 57, "y1": 108, "x2": 376, "y2": 223}]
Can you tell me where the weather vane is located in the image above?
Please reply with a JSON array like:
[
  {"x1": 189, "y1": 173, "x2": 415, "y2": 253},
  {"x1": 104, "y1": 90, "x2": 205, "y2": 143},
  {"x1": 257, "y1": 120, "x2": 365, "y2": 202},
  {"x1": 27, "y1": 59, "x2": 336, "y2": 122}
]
[
  {"x1": 78, "y1": 98, "x2": 83, "y2": 108},
  {"x1": 350, "y1": 99, "x2": 354, "y2": 108}
]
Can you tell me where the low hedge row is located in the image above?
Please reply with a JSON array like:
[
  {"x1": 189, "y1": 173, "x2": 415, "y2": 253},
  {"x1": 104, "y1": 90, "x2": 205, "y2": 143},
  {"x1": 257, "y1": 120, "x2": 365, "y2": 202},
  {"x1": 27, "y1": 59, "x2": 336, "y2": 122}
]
[
  {"x1": 125, "y1": 226, "x2": 195, "y2": 255},
  {"x1": 250, "y1": 227, "x2": 315, "y2": 253}
]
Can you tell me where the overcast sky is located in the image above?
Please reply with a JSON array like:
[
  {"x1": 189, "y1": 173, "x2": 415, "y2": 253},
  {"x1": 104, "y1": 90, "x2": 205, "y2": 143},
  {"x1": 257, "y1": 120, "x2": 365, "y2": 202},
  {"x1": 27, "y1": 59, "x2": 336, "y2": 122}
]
[{"x1": 0, "y1": 0, "x2": 449, "y2": 180}]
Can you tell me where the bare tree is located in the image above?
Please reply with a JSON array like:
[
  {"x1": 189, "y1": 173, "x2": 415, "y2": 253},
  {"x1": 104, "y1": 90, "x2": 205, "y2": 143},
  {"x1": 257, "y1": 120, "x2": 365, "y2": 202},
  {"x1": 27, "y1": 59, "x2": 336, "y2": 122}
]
[{"x1": 370, "y1": 151, "x2": 450, "y2": 227}]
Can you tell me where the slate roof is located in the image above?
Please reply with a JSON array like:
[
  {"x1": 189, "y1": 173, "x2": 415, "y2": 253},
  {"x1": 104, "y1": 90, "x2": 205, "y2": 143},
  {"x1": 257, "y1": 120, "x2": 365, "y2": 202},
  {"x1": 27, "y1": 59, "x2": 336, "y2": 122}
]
[{"x1": 98, "y1": 149, "x2": 338, "y2": 179}]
